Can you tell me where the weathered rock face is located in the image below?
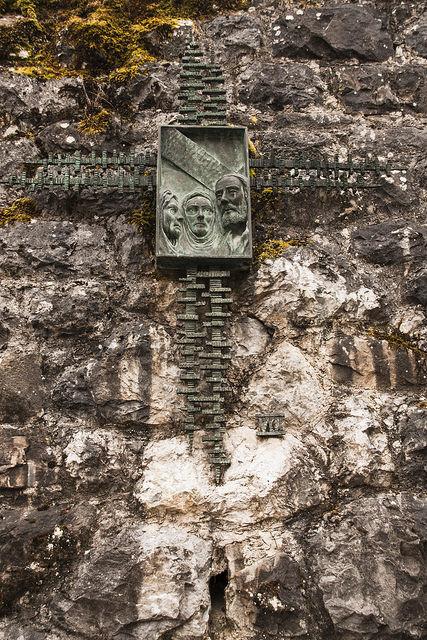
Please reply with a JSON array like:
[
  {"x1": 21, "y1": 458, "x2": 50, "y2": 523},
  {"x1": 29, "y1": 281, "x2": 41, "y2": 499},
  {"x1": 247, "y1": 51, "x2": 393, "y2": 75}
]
[
  {"x1": 272, "y1": 4, "x2": 394, "y2": 62},
  {"x1": 0, "y1": 1, "x2": 426, "y2": 640}
]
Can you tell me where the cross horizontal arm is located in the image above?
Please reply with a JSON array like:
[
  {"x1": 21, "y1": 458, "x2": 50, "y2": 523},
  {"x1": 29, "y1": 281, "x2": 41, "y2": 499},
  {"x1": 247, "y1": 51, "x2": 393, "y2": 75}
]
[
  {"x1": 250, "y1": 174, "x2": 385, "y2": 190},
  {"x1": 249, "y1": 153, "x2": 397, "y2": 174},
  {"x1": 249, "y1": 152, "x2": 403, "y2": 191},
  {"x1": 0, "y1": 168, "x2": 156, "y2": 192},
  {"x1": 24, "y1": 149, "x2": 157, "y2": 170}
]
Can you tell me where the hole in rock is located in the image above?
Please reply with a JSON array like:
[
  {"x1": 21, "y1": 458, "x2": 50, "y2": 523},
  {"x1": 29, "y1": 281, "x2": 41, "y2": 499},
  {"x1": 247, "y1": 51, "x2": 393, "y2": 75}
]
[
  {"x1": 209, "y1": 569, "x2": 229, "y2": 636},
  {"x1": 209, "y1": 570, "x2": 228, "y2": 612}
]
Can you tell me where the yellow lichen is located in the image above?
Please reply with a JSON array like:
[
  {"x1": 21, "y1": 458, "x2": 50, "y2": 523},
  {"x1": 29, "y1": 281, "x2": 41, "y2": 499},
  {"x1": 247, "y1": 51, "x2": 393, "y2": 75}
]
[
  {"x1": 78, "y1": 108, "x2": 112, "y2": 135},
  {"x1": 109, "y1": 47, "x2": 155, "y2": 82},
  {"x1": 248, "y1": 138, "x2": 259, "y2": 158},
  {"x1": 1, "y1": 0, "x2": 250, "y2": 77},
  {"x1": 15, "y1": 0, "x2": 41, "y2": 27},
  {"x1": 66, "y1": 9, "x2": 129, "y2": 71},
  {"x1": 256, "y1": 238, "x2": 305, "y2": 263},
  {"x1": 367, "y1": 326, "x2": 427, "y2": 357},
  {"x1": 14, "y1": 49, "x2": 73, "y2": 78},
  {"x1": 128, "y1": 194, "x2": 156, "y2": 232},
  {"x1": 0, "y1": 197, "x2": 38, "y2": 227}
]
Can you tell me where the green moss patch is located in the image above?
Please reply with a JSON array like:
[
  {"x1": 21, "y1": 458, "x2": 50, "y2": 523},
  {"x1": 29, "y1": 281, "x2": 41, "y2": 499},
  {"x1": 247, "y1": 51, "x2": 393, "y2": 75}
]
[
  {"x1": 78, "y1": 108, "x2": 112, "y2": 135},
  {"x1": 1, "y1": 0, "x2": 250, "y2": 78},
  {"x1": 0, "y1": 197, "x2": 38, "y2": 227},
  {"x1": 368, "y1": 326, "x2": 427, "y2": 357},
  {"x1": 128, "y1": 193, "x2": 156, "y2": 233},
  {"x1": 256, "y1": 238, "x2": 306, "y2": 263}
]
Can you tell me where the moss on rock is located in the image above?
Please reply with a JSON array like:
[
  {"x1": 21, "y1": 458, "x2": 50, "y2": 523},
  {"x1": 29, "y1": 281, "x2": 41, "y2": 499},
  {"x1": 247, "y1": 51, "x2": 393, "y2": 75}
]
[
  {"x1": 1, "y1": 0, "x2": 250, "y2": 76},
  {"x1": 0, "y1": 197, "x2": 38, "y2": 227},
  {"x1": 256, "y1": 238, "x2": 306, "y2": 263},
  {"x1": 128, "y1": 193, "x2": 156, "y2": 233},
  {"x1": 78, "y1": 108, "x2": 112, "y2": 135}
]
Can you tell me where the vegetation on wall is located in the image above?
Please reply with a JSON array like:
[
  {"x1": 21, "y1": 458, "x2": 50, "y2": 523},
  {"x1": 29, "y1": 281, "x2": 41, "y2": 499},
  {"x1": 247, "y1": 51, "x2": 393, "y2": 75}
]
[
  {"x1": 0, "y1": 197, "x2": 38, "y2": 226},
  {"x1": 0, "y1": 0, "x2": 249, "y2": 79}
]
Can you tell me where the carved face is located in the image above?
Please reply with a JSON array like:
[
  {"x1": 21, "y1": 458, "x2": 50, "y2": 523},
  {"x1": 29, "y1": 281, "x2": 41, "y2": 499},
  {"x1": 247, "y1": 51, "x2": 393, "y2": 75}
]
[
  {"x1": 184, "y1": 195, "x2": 215, "y2": 238},
  {"x1": 162, "y1": 196, "x2": 183, "y2": 241},
  {"x1": 215, "y1": 175, "x2": 248, "y2": 230}
]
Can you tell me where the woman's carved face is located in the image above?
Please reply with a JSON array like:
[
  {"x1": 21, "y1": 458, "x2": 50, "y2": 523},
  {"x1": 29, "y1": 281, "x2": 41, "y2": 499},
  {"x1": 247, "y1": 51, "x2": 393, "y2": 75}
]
[
  {"x1": 184, "y1": 195, "x2": 215, "y2": 238},
  {"x1": 163, "y1": 198, "x2": 183, "y2": 240}
]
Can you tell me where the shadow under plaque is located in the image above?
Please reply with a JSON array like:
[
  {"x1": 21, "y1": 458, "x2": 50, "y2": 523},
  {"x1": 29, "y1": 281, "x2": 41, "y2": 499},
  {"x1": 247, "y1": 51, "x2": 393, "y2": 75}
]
[{"x1": 156, "y1": 126, "x2": 252, "y2": 270}]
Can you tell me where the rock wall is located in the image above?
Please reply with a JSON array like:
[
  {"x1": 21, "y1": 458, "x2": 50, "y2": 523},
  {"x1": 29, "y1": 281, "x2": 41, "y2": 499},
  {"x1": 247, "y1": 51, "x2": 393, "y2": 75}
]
[{"x1": 0, "y1": 1, "x2": 426, "y2": 639}]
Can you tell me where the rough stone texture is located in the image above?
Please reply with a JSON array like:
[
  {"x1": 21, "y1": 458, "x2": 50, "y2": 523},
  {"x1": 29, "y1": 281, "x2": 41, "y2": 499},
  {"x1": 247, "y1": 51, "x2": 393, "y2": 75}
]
[
  {"x1": 0, "y1": 1, "x2": 426, "y2": 639},
  {"x1": 272, "y1": 4, "x2": 394, "y2": 62},
  {"x1": 238, "y1": 62, "x2": 325, "y2": 111}
]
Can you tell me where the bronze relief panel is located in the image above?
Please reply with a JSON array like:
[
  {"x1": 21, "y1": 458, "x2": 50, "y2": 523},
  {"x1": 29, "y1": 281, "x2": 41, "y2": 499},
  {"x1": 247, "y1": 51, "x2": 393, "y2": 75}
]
[{"x1": 156, "y1": 126, "x2": 252, "y2": 269}]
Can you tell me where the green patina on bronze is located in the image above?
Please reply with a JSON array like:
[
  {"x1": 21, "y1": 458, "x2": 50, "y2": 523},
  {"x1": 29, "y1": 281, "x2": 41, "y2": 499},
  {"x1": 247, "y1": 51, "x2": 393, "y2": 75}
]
[{"x1": 156, "y1": 125, "x2": 252, "y2": 270}]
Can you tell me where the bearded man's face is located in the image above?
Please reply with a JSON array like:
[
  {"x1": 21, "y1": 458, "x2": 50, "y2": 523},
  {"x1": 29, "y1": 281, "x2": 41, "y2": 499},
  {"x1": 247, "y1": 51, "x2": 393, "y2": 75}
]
[{"x1": 215, "y1": 176, "x2": 247, "y2": 230}]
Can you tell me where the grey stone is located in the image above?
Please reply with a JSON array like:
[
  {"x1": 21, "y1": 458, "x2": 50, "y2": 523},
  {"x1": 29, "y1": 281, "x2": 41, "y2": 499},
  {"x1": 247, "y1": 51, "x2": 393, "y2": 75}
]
[
  {"x1": 0, "y1": 321, "x2": 9, "y2": 349},
  {"x1": 236, "y1": 553, "x2": 310, "y2": 637},
  {"x1": 406, "y1": 17, "x2": 427, "y2": 58},
  {"x1": 238, "y1": 62, "x2": 324, "y2": 111},
  {"x1": 352, "y1": 220, "x2": 427, "y2": 265},
  {"x1": 206, "y1": 14, "x2": 263, "y2": 53},
  {"x1": 53, "y1": 322, "x2": 151, "y2": 426},
  {"x1": 407, "y1": 268, "x2": 427, "y2": 307},
  {"x1": 329, "y1": 62, "x2": 427, "y2": 117},
  {"x1": 0, "y1": 504, "x2": 95, "y2": 614},
  {"x1": 0, "y1": 221, "x2": 115, "y2": 277},
  {"x1": 272, "y1": 5, "x2": 393, "y2": 62},
  {"x1": 0, "y1": 350, "x2": 45, "y2": 422},
  {"x1": 117, "y1": 64, "x2": 178, "y2": 112},
  {"x1": 309, "y1": 492, "x2": 426, "y2": 639},
  {"x1": 28, "y1": 281, "x2": 112, "y2": 337},
  {"x1": 0, "y1": 71, "x2": 84, "y2": 123}
]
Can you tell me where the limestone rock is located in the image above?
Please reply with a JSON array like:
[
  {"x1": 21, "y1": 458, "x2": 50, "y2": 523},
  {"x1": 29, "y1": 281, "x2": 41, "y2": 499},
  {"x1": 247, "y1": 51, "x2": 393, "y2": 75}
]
[
  {"x1": 135, "y1": 428, "x2": 329, "y2": 528},
  {"x1": 327, "y1": 393, "x2": 395, "y2": 488},
  {"x1": 309, "y1": 492, "x2": 426, "y2": 639},
  {"x1": 0, "y1": 71, "x2": 84, "y2": 123},
  {"x1": 352, "y1": 221, "x2": 427, "y2": 265},
  {"x1": 238, "y1": 62, "x2": 324, "y2": 111},
  {"x1": 0, "y1": 221, "x2": 114, "y2": 277},
  {"x1": 53, "y1": 523, "x2": 211, "y2": 640},
  {"x1": 241, "y1": 338, "x2": 330, "y2": 424},
  {"x1": 0, "y1": 348, "x2": 45, "y2": 422},
  {"x1": 64, "y1": 428, "x2": 145, "y2": 487},
  {"x1": 272, "y1": 5, "x2": 393, "y2": 62},
  {"x1": 231, "y1": 315, "x2": 271, "y2": 358},
  {"x1": 252, "y1": 248, "x2": 349, "y2": 333},
  {"x1": 406, "y1": 17, "x2": 427, "y2": 58},
  {"x1": 0, "y1": 0, "x2": 426, "y2": 638}
]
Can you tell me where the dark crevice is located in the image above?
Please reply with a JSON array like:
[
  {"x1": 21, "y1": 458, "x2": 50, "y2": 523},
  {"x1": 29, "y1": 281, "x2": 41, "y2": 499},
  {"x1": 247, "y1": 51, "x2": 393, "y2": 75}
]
[
  {"x1": 208, "y1": 570, "x2": 229, "y2": 637},
  {"x1": 209, "y1": 570, "x2": 228, "y2": 612}
]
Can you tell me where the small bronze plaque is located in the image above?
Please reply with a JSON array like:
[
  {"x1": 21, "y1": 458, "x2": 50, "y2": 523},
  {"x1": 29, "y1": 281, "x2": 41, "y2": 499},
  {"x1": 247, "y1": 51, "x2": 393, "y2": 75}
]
[
  {"x1": 256, "y1": 415, "x2": 285, "y2": 437},
  {"x1": 156, "y1": 125, "x2": 252, "y2": 269}
]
